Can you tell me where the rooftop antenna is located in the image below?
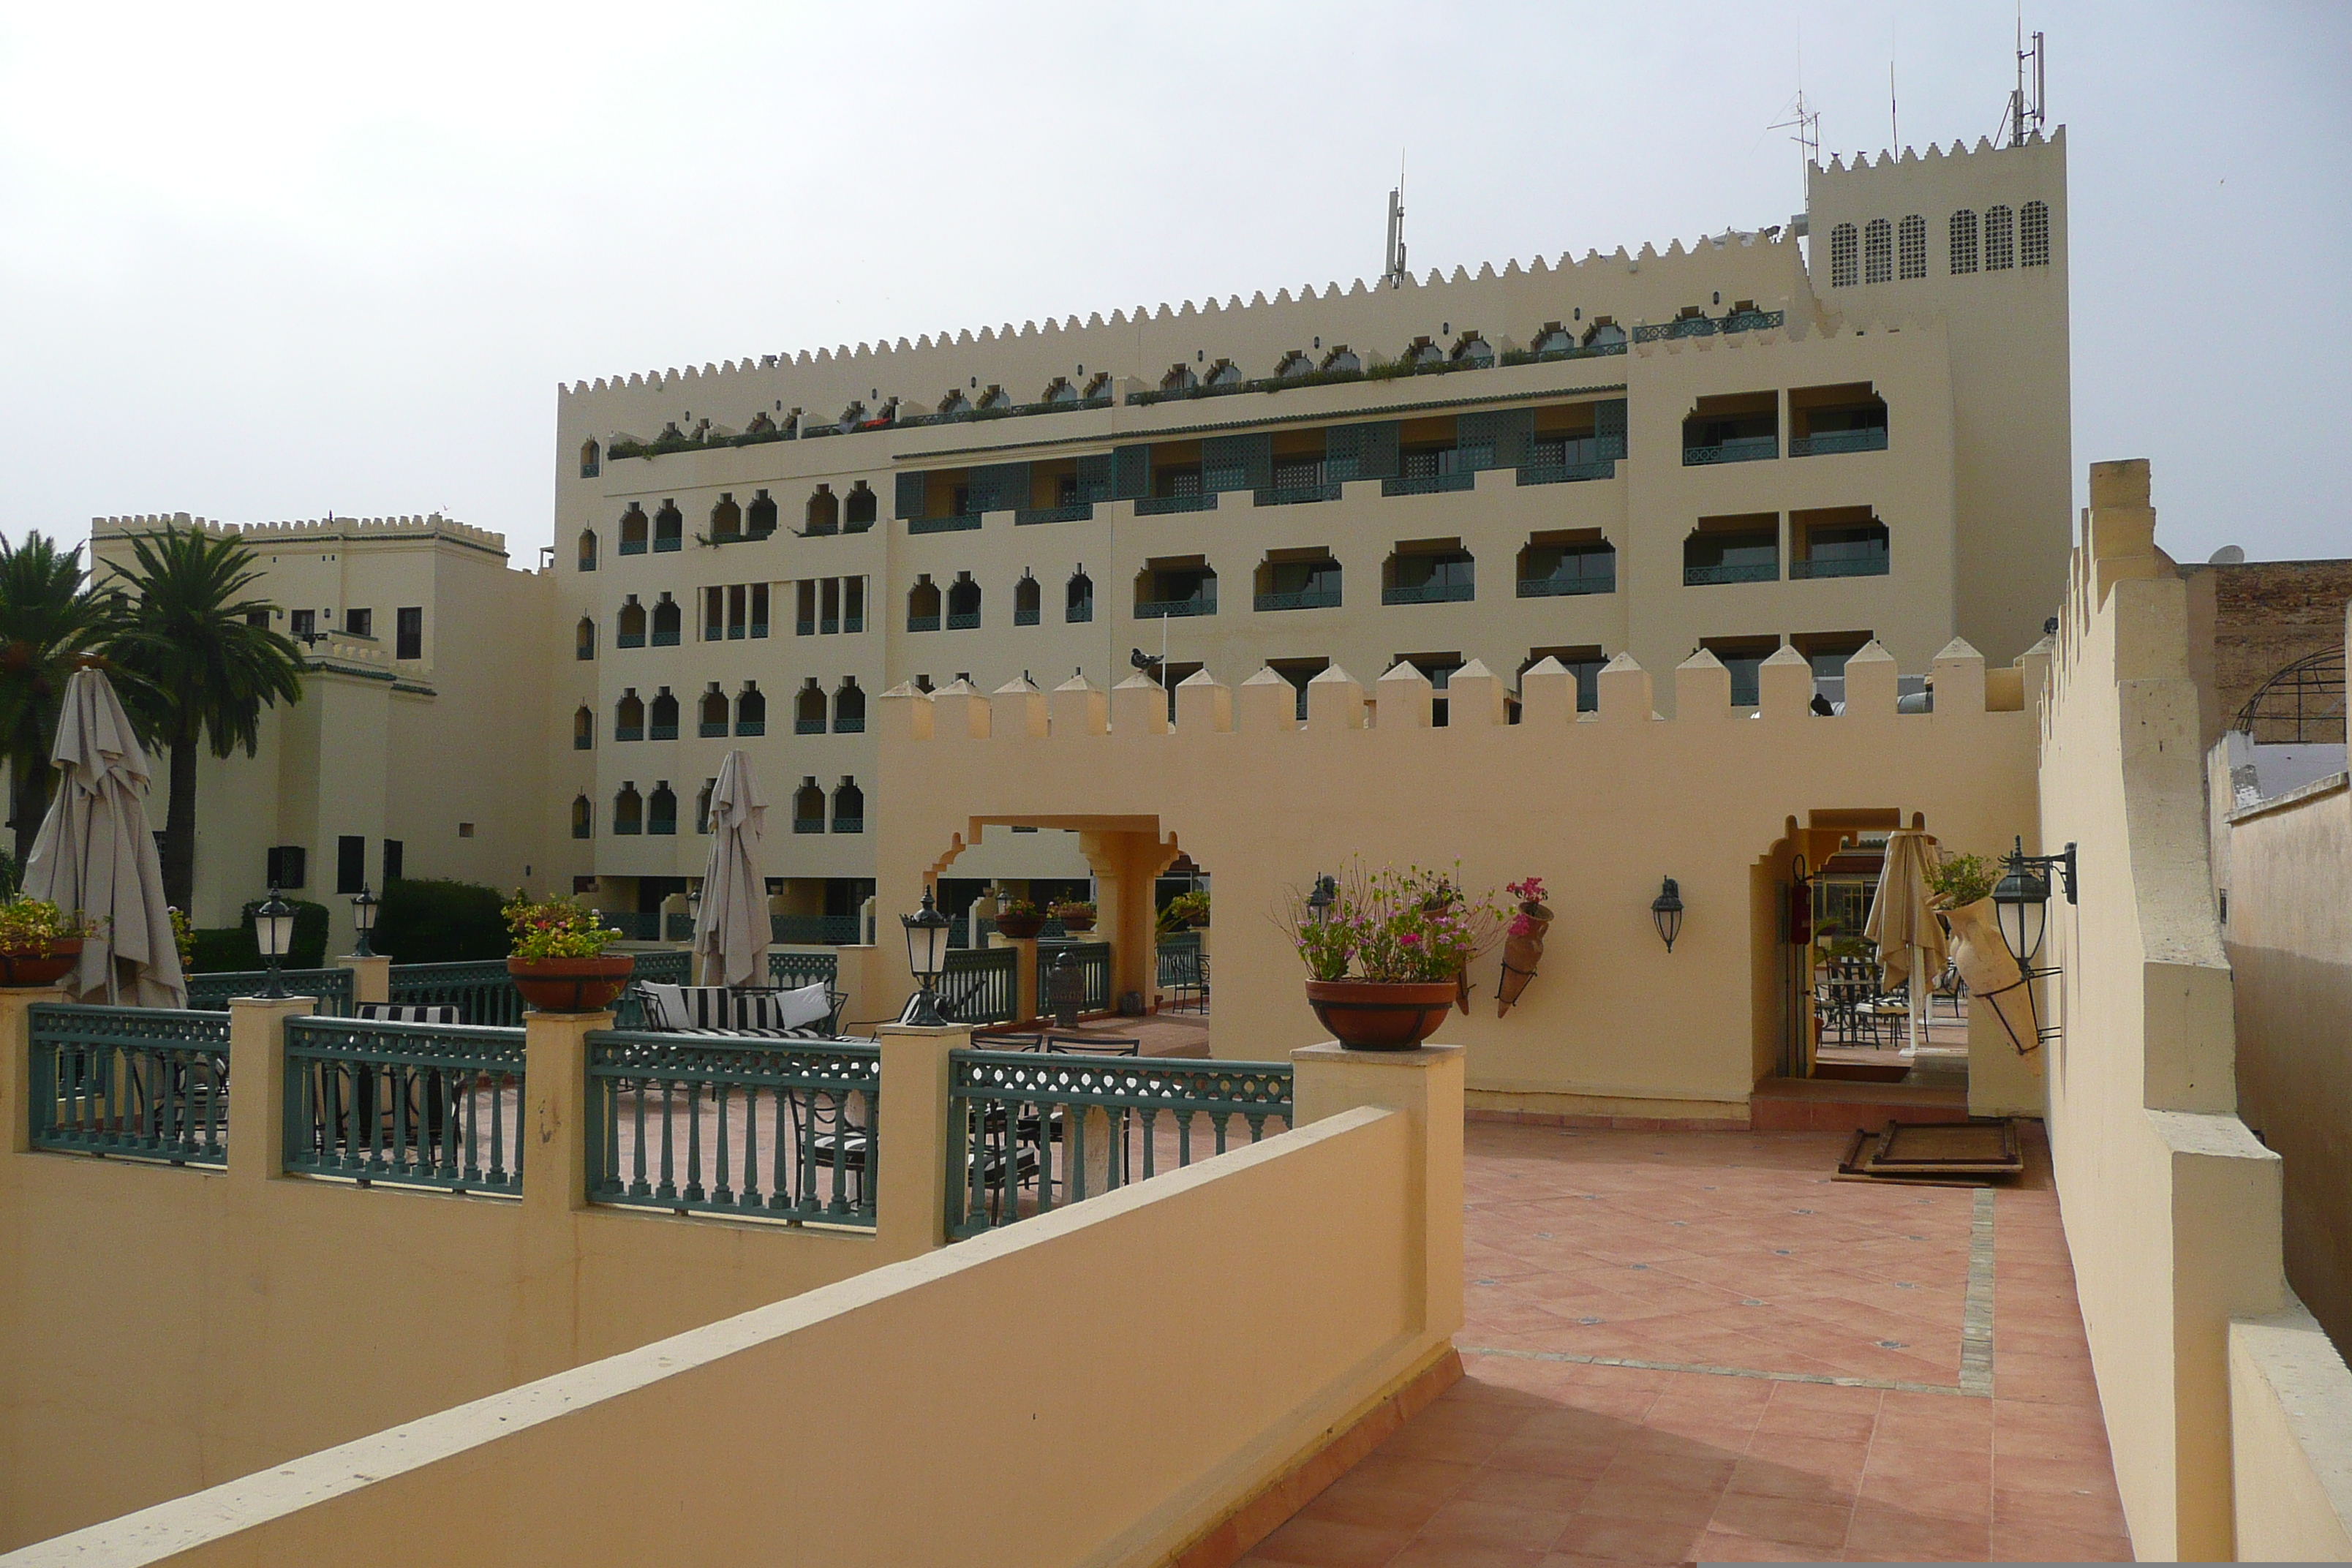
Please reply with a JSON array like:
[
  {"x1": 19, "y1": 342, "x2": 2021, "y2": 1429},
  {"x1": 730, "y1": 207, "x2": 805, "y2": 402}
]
[
  {"x1": 1889, "y1": 19, "x2": 1899, "y2": 151},
  {"x1": 1766, "y1": 23, "x2": 1821, "y2": 188},
  {"x1": 2009, "y1": 18, "x2": 2046, "y2": 146},
  {"x1": 1382, "y1": 154, "x2": 1408, "y2": 288}
]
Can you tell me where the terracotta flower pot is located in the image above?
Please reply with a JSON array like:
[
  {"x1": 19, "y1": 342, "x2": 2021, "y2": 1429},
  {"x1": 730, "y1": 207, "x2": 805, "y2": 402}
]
[
  {"x1": 1055, "y1": 914, "x2": 1096, "y2": 933},
  {"x1": 994, "y1": 912, "x2": 1047, "y2": 940},
  {"x1": 1305, "y1": 979, "x2": 1458, "y2": 1051},
  {"x1": 508, "y1": 954, "x2": 635, "y2": 1013},
  {"x1": 1497, "y1": 902, "x2": 1554, "y2": 1017},
  {"x1": 0, "y1": 940, "x2": 83, "y2": 989}
]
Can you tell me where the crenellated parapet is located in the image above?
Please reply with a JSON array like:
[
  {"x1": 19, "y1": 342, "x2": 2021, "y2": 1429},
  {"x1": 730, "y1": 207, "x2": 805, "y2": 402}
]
[
  {"x1": 91, "y1": 512, "x2": 508, "y2": 555},
  {"x1": 880, "y1": 639, "x2": 2040, "y2": 747}
]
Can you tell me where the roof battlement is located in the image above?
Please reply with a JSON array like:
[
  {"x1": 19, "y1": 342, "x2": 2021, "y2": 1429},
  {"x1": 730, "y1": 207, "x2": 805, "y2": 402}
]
[
  {"x1": 881, "y1": 638, "x2": 2040, "y2": 747},
  {"x1": 1811, "y1": 127, "x2": 2065, "y2": 187},
  {"x1": 92, "y1": 512, "x2": 508, "y2": 556}
]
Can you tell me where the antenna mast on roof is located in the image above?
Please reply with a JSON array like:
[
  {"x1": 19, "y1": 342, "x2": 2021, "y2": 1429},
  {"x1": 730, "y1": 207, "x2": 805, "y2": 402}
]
[
  {"x1": 1382, "y1": 158, "x2": 1408, "y2": 288},
  {"x1": 2009, "y1": 20, "x2": 2046, "y2": 146}
]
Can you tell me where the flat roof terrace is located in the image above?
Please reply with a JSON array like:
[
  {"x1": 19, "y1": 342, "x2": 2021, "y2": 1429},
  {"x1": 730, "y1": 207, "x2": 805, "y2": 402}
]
[{"x1": 1240, "y1": 1121, "x2": 2129, "y2": 1565}]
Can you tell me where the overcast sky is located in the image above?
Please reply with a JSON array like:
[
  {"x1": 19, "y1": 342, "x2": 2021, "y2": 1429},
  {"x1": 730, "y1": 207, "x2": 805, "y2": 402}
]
[{"x1": 1, "y1": 1, "x2": 2342, "y2": 566}]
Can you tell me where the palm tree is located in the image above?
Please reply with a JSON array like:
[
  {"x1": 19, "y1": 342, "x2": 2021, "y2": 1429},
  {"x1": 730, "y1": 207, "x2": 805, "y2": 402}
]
[
  {"x1": 0, "y1": 533, "x2": 112, "y2": 866},
  {"x1": 103, "y1": 526, "x2": 306, "y2": 912}
]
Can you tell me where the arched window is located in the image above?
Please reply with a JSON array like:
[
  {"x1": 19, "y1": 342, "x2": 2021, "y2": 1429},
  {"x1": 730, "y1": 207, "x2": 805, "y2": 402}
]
[
  {"x1": 744, "y1": 412, "x2": 775, "y2": 435},
  {"x1": 1402, "y1": 338, "x2": 1443, "y2": 366},
  {"x1": 653, "y1": 501, "x2": 683, "y2": 552},
  {"x1": 579, "y1": 438, "x2": 600, "y2": 478},
  {"x1": 907, "y1": 575, "x2": 941, "y2": 633},
  {"x1": 1159, "y1": 364, "x2": 1198, "y2": 395},
  {"x1": 651, "y1": 594, "x2": 680, "y2": 646},
  {"x1": 747, "y1": 489, "x2": 778, "y2": 537},
  {"x1": 946, "y1": 572, "x2": 981, "y2": 630},
  {"x1": 1451, "y1": 334, "x2": 1493, "y2": 368},
  {"x1": 617, "y1": 597, "x2": 647, "y2": 649},
  {"x1": 736, "y1": 681, "x2": 766, "y2": 736},
  {"x1": 1828, "y1": 222, "x2": 1858, "y2": 287},
  {"x1": 1583, "y1": 320, "x2": 1626, "y2": 349},
  {"x1": 1898, "y1": 214, "x2": 1926, "y2": 279},
  {"x1": 976, "y1": 385, "x2": 1011, "y2": 412},
  {"x1": 1382, "y1": 545, "x2": 1474, "y2": 604},
  {"x1": 1014, "y1": 573, "x2": 1041, "y2": 626},
  {"x1": 806, "y1": 485, "x2": 839, "y2": 535},
  {"x1": 1320, "y1": 346, "x2": 1360, "y2": 374},
  {"x1": 619, "y1": 504, "x2": 649, "y2": 554},
  {"x1": 614, "y1": 690, "x2": 644, "y2": 742},
  {"x1": 1275, "y1": 350, "x2": 1313, "y2": 379},
  {"x1": 834, "y1": 677, "x2": 866, "y2": 734},
  {"x1": 845, "y1": 481, "x2": 877, "y2": 530},
  {"x1": 836, "y1": 401, "x2": 866, "y2": 432},
  {"x1": 1043, "y1": 377, "x2": 1079, "y2": 405},
  {"x1": 832, "y1": 778, "x2": 865, "y2": 834},
  {"x1": 709, "y1": 494, "x2": 742, "y2": 540},
  {"x1": 647, "y1": 783, "x2": 677, "y2": 836},
  {"x1": 796, "y1": 678, "x2": 827, "y2": 734},
  {"x1": 1985, "y1": 205, "x2": 2015, "y2": 271},
  {"x1": 1949, "y1": 209, "x2": 1979, "y2": 274},
  {"x1": 793, "y1": 778, "x2": 826, "y2": 833},
  {"x1": 577, "y1": 528, "x2": 598, "y2": 572},
  {"x1": 696, "y1": 778, "x2": 714, "y2": 834},
  {"x1": 573, "y1": 705, "x2": 594, "y2": 750},
  {"x1": 571, "y1": 794, "x2": 592, "y2": 840},
  {"x1": 938, "y1": 389, "x2": 970, "y2": 418},
  {"x1": 1082, "y1": 372, "x2": 1112, "y2": 401},
  {"x1": 1863, "y1": 219, "x2": 1892, "y2": 284},
  {"x1": 699, "y1": 683, "x2": 728, "y2": 737},
  {"x1": 1066, "y1": 570, "x2": 1094, "y2": 624},
  {"x1": 1531, "y1": 325, "x2": 1575, "y2": 355},
  {"x1": 1204, "y1": 359, "x2": 1243, "y2": 388},
  {"x1": 649, "y1": 687, "x2": 679, "y2": 739},
  {"x1": 576, "y1": 616, "x2": 596, "y2": 660},
  {"x1": 612, "y1": 784, "x2": 643, "y2": 836},
  {"x1": 2021, "y1": 200, "x2": 2050, "y2": 268}
]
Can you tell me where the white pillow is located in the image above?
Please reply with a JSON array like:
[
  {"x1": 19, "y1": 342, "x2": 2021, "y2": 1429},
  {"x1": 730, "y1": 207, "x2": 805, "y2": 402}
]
[{"x1": 773, "y1": 979, "x2": 833, "y2": 1031}]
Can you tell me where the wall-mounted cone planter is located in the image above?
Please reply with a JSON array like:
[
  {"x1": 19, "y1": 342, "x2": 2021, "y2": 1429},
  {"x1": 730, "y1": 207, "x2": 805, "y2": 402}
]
[{"x1": 1496, "y1": 902, "x2": 1553, "y2": 1017}]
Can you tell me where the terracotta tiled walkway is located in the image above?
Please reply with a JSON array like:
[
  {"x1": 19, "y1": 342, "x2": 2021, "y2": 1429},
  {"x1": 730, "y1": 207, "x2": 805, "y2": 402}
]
[{"x1": 1242, "y1": 1122, "x2": 2131, "y2": 1565}]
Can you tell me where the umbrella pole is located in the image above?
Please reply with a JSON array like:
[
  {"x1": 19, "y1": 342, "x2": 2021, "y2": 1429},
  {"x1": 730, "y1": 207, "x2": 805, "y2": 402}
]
[{"x1": 1910, "y1": 943, "x2": 1924, "y2": 1055}]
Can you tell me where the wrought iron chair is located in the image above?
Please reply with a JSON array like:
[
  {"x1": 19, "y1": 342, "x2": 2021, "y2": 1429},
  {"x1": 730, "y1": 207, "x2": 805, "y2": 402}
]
[
  {"x1": 1044, "y1": 1033, "x2": 1140, "y2": 1056},
  {"x1": 1166, "y1": 950, "x2": 1210, "y2": 1014},
  {"x1": 791, "y1": 1087, "x2": 872, "y2": 1211}
]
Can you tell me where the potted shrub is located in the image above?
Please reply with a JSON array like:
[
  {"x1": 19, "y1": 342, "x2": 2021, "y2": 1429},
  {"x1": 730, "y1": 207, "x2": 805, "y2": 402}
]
[
  {"x1": 1285, "y1": 865, "x2": 1504, "y2": 1050},
  {"x1": 1495, "y1": 875, "x2": 1554, "y2": 1017},
  {"x1": 502, "y1": 893, "x2": 633, "y2": 1012},
  {"x1": 0, "y1": 895, "x2": 94, "y2": 987},
  {"x1": 992, "y1": 896, "x2": 1047, "y2": 941},
  {"x1": 1049, "y1": 900, "x2": 1097, "y2": 934},
  {"x1": 1163, "y1": 889, "x2": 1210, "y2": 931}
]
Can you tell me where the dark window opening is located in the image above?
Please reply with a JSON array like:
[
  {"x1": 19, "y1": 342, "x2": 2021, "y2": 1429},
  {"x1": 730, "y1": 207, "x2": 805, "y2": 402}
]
[{"x1": 336, "y1": 835, "x2": 366, "y2": 895}]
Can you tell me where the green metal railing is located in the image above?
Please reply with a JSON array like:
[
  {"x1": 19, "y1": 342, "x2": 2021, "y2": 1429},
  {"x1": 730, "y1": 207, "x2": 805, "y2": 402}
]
[
  {"x1": 1517, "y1": 573, "x2": 1615, "y2": 598},
  {"x1": 1382, "y1": 580, "x2": 1475, "y2": 606},
  {"x1": 1156, "y1": 932, "x2": 1200, "y2": 986},
  {"x1": 1136, "y1": 596, "x2": 1215, "y2": 619},
  {"x1": 1035, "y1": 940, "x2": 1112, "y2": 1013},
  {"x1": 1790, "y1": 427, "x2": 1889, "y2": 457},
  {"x1": 941, "y1": 946, "x2": 1017, "y2": 1025},
  {"x1": 907, "y1": 614, "x2": 941, "y2": 633},
  {"x1": 1515, "y1": 459, "x2": 1618, "y2": 486},
  {"x1": 1790, "y1": 554, "x2": 1890, "y2": 579},
  {"x1": 1134, "y1": 492, "x2": 1218, "y2": 516},
  {"x1": 28, "y1": 1003, "x2": 232, "y2": 1166},
  {"x1": 1254, "y1": 589, "x2": 1341, "y2": 612},
  {"x1": 283, "y1": 1016, "x2": 527, "y2": 1194},
  {"x1": 1684, "y1": 561, "x2": 1780, "y2": 586},
  {"x1": 388, "y1": 959, "x2": 523, "y2": 1028},
  {"x1": 1380, "y1": 470, "x2": 1477, "y2": 498},
  {"x1": 908, "y1": 515, "x2": 983, "y2": 535},
  {"x1": 1682, "y1": 436, "x2": 1779, "y2": 466},
  {"x1": 947, "y1": 1051, "x2": 1292, "y2": 1237},
  {"x1": 773, "y1": 914, "x2": 863, "y2": 946},
  {"x1": 585, "y1": 1032, "x2": 879, "y2": 1227},
  {"x1": 184, "y1": 968, "x2": 355, "y2": 1014},
  {"x1": 1015, "y1": 503, "x2": 1093, "y2": 526},
  {"x1": 1252, "y1": 483, "x2": 1342, "y2": 507}
]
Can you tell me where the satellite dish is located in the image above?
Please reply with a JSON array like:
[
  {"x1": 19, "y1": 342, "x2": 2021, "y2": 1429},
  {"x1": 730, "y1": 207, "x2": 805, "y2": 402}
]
[{"x1": 2209, "y1": 545, "x2": 2246, "y2": 565}]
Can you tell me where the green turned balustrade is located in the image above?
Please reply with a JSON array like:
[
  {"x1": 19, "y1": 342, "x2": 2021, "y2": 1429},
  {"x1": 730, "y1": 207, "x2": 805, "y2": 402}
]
[
  {"x1": 184, "y1": 968, "x2": 355, "y2": 1014},
  {"x1": 28, "y1": 1003, "x2": 232, "y2": 1166},
  {"x1": 282, "y1": 1016, "x2": 528, "y2": 1194}
]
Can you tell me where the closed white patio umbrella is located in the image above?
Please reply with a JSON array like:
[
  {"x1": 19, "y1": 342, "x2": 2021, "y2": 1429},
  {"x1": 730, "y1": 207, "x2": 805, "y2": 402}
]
[
  {"x1": 693, "y1": 750, "x2": 769, "y2": 989},
  {"x1": 24, "y1": 666, "x2": 187, "y2": 1008},
  {"x1": 1864, "y1": 827, "x2": 1947, "y2": 1055}
]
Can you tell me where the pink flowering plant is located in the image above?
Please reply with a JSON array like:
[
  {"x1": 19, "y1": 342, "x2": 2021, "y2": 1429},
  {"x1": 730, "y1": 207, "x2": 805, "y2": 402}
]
[
  {"x1": 502, "y1": 892, "x2": 619, "y2": 960},
  {"x1": 1506, "y1": 876, "x2": 1552, "y2": 938},
  {"x1": 1282, "y1": 862, "x2": 1507, "y2": 984}
]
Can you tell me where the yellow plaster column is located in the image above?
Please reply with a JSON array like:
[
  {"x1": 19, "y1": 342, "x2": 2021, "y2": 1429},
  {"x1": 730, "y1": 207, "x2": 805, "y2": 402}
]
[
  {"x1": 516, "y1": 1007, "x2": 608, "y2": 1379},
  {"x1": 228, "y1": 996, "x2": 316, "y2": 1185},
  {"x1": 342, "y1": 955, "x2": 390, "y2": 1008},
  {"x1": 1292, "y1": 1041, "x2": 1466, "y2": 1339},
  {"x1": 0, "y1": 987, "x2": 56, "y2": 1156},
  {"x1": 875, "y1": 1022, "x2": 967, "y2": 1259},
  {"x1": 1003, "y1": 936, "x2": 1040, "y2": 1023}
]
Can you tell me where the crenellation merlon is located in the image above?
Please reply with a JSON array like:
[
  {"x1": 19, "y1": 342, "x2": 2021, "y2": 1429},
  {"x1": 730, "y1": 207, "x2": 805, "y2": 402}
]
[{"x1": 91, "y1": 512, "x2": 507, "y2": 555}]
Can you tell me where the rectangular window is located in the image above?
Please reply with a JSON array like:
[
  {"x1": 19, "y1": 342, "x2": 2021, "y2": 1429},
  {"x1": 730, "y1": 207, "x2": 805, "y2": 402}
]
[
  {"x1": 796, "y1": 580, "x2": 817, "y2": 636},
  {"x1": 344, "y1": 608, "x2": 372, "y2": 638},
  {"x1": 750, "y1": 583, "x2": 769, "y2": 636},
  {"x1": 704, "y1": 587, "x2": 724, "y2": 641},
  {"x1": 290, "y1": 609, "x2": 315, "y2": 638},
  {"x1": 245, "y1": 609, "x2": 270, "y2": 630},
  {"x1": 728, "y1": 584, "x2": 747, "y2": 639},
  {"x1": 383, "y1": 839, "x2": 404, "y2": 883},
  {"x1": 395, "y1": 606, "x2": 422, "y2": 659},
  {"x1": 336, "y1": 835, "x2": 366, "y2": 894},
  {"x1": 266, "y1": 845, "x2": 307, "y2": 889},
  {"x1": 458, "y1": 822, "x2": 475, "y2": 839},
  {"x1": 844, "y1": 576, "x2": 866, "y2": 633}
]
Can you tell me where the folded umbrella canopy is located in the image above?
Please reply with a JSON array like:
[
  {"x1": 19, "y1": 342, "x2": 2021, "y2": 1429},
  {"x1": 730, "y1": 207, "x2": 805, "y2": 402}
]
[
  {"x1": 24, "y1": 666, "x2": 187, "y2": 1008},
  {"x1": 693, "y1": 749, "x2": 769, "y2": 990},
  {"x1": 1864, "y1": 827, "x2": 1947, "y2": 1053}
]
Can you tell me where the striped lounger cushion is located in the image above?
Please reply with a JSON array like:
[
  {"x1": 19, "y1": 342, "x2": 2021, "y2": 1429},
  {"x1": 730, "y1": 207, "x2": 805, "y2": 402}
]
[
  {"x1": 355, "y1": 1003, "x2": 462, "y2": 1025},
  {"x1": 644, "y1": 983, "x2": 834, "y2": 1040}
]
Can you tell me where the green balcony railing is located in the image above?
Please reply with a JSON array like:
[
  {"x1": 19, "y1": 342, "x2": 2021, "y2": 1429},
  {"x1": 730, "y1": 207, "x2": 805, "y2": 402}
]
[
  {"x1": 615, "y1": 723, "x2": 643, "y2": 741},
  {"x1": 1684, "y1": 562, "x2": 1779, "y2": 586},
  {"x1": 28, "y1": 1003, "x2": 232, "y2": 1166},
  {"x1": 796, "y1": 718, "x2": 826, "y2": 735},
  {"x1": 653, "y1": 535, "x2": 682, "y2": 553},
  {"x1": 1790, "y1": 554, "x2": 1890, "y2": 579},
  {"x1": 736, "y1": 718, "x2": 765, "y2": 736},
  {"x1": 1254, "y1": 589, "x2": 1341, "y2": 612},
  {"x1": 649, "y1": 723, "x2": 677, "y2": 740},
  {"x1": 819, "y1": 618, "x2": 838, "y2": 634},
  {"x1": 575, "y1": 733, "x2": 594, "y2": 750},
  {"x1": 616, "y1": 631, "x2": 645, "y2": 649},
  {"x1": 1517, "y1": 458, "x2": 1619, "y2": 486},
  {"x1": 1683, "y1": 436, "x2": 1779, "y2": 466},
  {"x1": 1016, "y1": 503, "x2": 1094, "y2": 526},
  {"x1": 793, "y1": 816, "x2": 824, "y2": 834},
  {"x1": 907, "y1": 614, "x2": 941, "y2": 633},
  {"x1": 909, "y1": 515, "x2": 984, "y2": 535},
  {"x1": 1380, "y1": 471, "x2": 1477, "y2": 498},
  {"x1": 834, "y1": 715, "x2": 865, "y2": 734},
  {"x1": 619, "y1": 538, "x2": 648, "y2": 556},
  {"x1": 1517, "y1": 574, "x2": 1616, "y2": 598},
  {"x1": 1790, "y1": 427, "x2": 1889, "y2": 458},
  {"x1": 940, "y1": 946, "x2": 1018, "y2": 1025},
  {"x1": 772, "y1": 915, "x2": 863, "y2": 946},
  {"x1": 796, "y1": 618, "x2": 815, "y2": 636},
  {"x1": 284, "y1": 1015, "x2": 528, "y2": 1194},
  {"x1": 1014, "y1": 606, "x2": 1040, "y2": 626},
  {"x1": 946, "y1": 611, "x2": 980, "y2": 630},
  {"x1": 1134, "y1": 492, "x2": 1218, "y2": 516},
  {"x1": 388, "y1": 958, "x2": 527, "y2": 1028},
  {"x1": 947, "y1": 1051, "x2": 1293, "y2": 1237},
  {"x1": 1136, "y1": 596, "x2": 1215, "y2": 619},
  {"x1": 1252, "y1": 483, "x2": 1342, "y2": 508},
  {"x1": 586, "y1": 1033, "x2": 879, "y2": 1227},
  {"x1": 832, "y1": 817, "x2": 864, "y2": 834},
  {"x1": 651, "y1": 629, "x2": 680, "y2": 647},
  {"x1": 1382, "y1": 580, "x2": 1475, "y2": 606},
  {"x1": 1033, "y1": 939, "x2": 1112, "y2": 1013},
  {"x1": 700, "y1": 720, "x2": 727, "y2": 738},
  {"x1": 184, "y1": 968, "x2": 356, "y2": 1014}
]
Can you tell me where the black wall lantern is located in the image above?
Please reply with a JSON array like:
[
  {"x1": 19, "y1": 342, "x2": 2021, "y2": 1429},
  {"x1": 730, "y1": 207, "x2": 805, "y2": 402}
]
[
  {"x1": 254, "y1": 888, "x2": 297, "y2": 998},
  {"x1": 900, "y1": 888, "x2": 952, "y2": 1027},
  {"x1": 1980, "y1": 836, "x2": 2083, "y2": 1055},
  {"x1": 349, "y1": 884, "x2": 378, "y2": 959},
  {"x1": 1651, "y1": 878, "x2": 1684, "y2": 953}
]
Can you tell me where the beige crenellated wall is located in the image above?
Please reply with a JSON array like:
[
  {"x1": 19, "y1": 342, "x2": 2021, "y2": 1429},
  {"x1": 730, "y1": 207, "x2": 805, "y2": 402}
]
[{"x1": 872, "y1": 633, "x2": 2045, "y2": 1121}]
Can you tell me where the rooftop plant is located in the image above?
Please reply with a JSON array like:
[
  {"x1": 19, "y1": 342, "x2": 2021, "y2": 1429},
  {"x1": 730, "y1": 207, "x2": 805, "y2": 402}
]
[{"x1": 502, "y1": 892, "x2": 619, "y2": 960}]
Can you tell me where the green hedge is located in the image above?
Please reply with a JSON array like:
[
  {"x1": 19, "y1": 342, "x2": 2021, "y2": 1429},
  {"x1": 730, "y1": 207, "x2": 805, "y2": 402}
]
[
  {"x1": 190, "y1": 900, "x2": 329, "y2": 972},
  {"x1": 190, "y1": 927, "x2": 260, "y2": 973},
  {"x1": 372, "y1": 878, "x2": 508, "y2": 963}
]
